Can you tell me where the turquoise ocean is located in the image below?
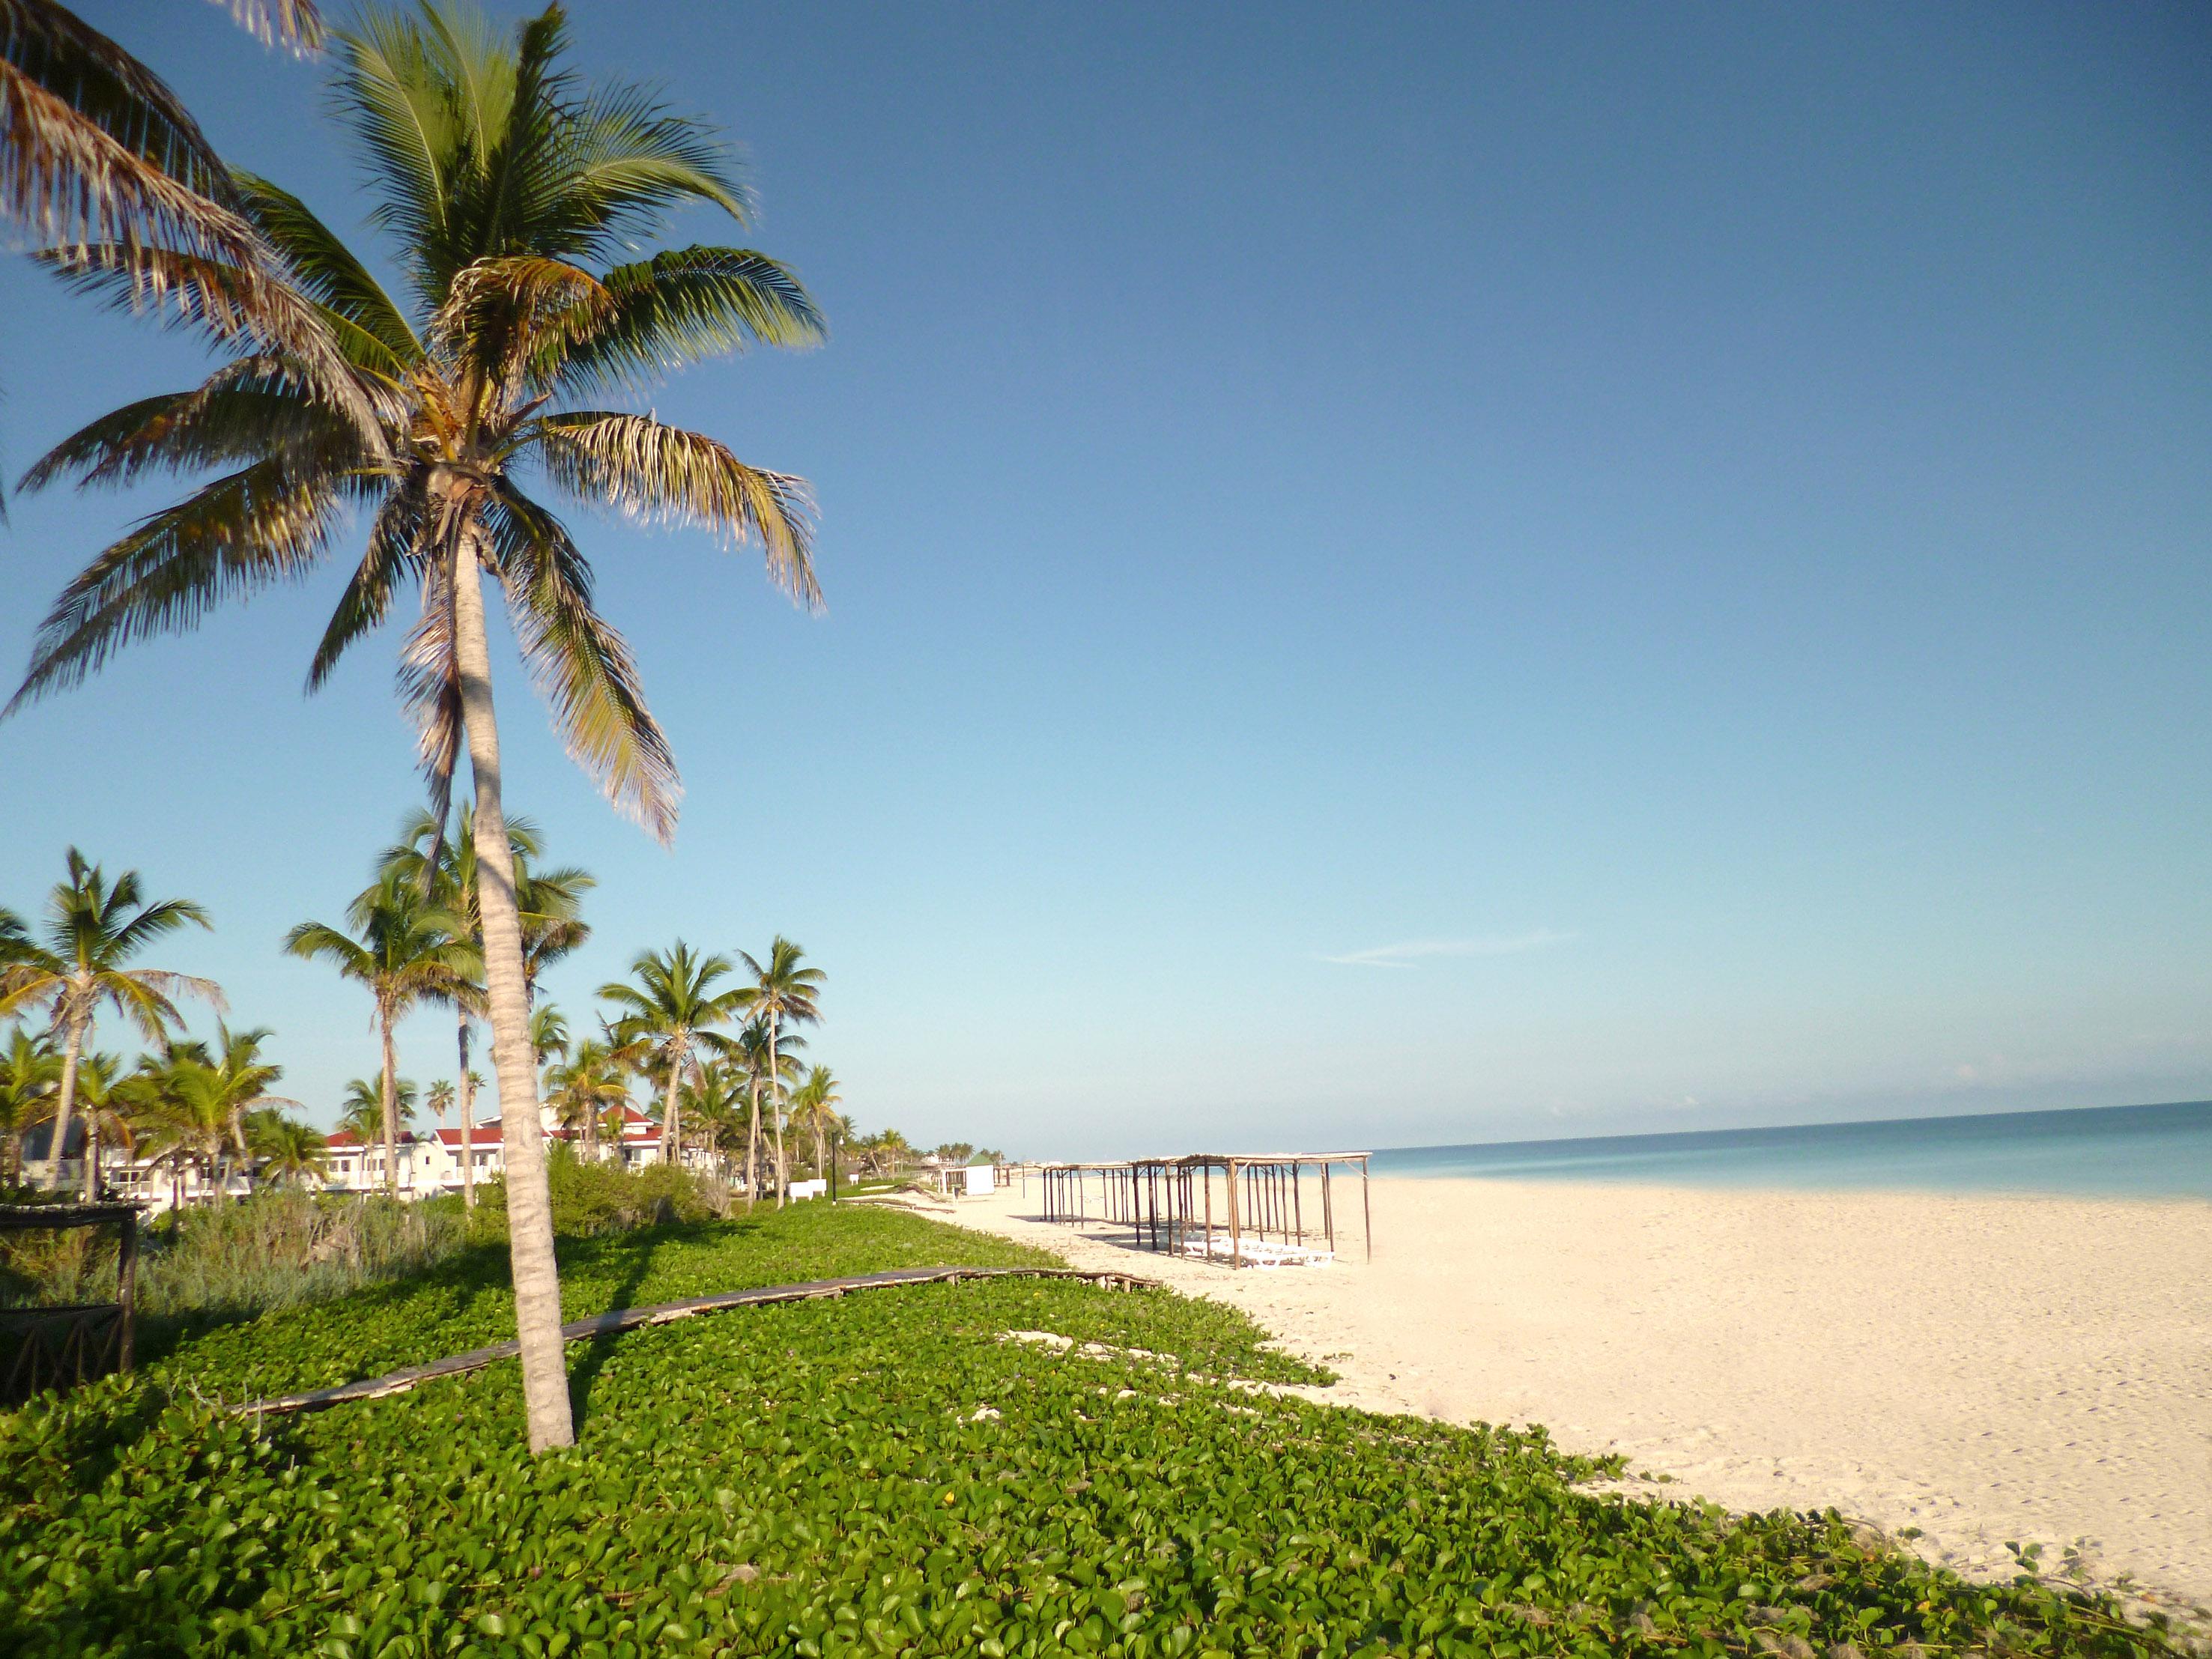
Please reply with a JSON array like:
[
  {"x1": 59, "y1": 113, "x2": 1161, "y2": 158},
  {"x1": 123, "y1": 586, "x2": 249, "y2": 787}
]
[{"x1": 1370, "y1": 1100, "x2": 2212, "y2": 1199}]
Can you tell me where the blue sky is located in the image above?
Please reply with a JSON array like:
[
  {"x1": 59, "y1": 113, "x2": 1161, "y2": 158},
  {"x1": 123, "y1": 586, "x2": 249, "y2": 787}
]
[{"x1": 2, "y1": 1, "x2": 2208, "y2": 1158}]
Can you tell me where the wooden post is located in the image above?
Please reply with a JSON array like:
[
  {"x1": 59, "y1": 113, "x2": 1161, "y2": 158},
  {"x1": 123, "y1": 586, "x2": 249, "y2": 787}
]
[
  {"x1": 1362, "y1": 1155, "x2": 1372, "y2": 1262},
  {"x1": 1293, "y1": 1161, "x2": 1304, "y2": 1243},
  {"x1": 115, "y1": 1208, "x2": 137, "y2": 1374},
  {"x1": 1203, "y1": 1164, "x2": 1213, "y2": 1262},
  {"x1": 1322, "y1": 1162, "x2": 1335, "y2": 1252},
  {"x1": 1228, "y1": 1159, "x2": 1241, "y2": 1270}
]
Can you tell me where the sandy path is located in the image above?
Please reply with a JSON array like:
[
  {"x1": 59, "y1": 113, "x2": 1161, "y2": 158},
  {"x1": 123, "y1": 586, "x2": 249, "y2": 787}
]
[{"x1": 927, "y1": 1176, "x2": 2212, "y2": 1619}]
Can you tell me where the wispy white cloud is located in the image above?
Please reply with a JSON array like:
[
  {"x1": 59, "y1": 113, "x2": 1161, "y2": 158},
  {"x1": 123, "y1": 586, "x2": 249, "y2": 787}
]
[{"x1": 1317, "y1": 929, "x2": 1575, "y2": 968}]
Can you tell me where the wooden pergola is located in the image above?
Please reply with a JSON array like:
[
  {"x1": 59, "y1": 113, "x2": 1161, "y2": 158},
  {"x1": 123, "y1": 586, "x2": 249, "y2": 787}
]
[
  {"x1": 1035, "y1": 1152, "x2": 1371, "y2": 1268},
  {"x1": 0, "y1": 1201, "x2": 142, "y2": 1404}
]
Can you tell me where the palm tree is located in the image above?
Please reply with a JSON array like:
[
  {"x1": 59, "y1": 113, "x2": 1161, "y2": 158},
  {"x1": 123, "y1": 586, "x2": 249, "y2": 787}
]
[
  {"x1": 0, "y1": 1025, "x2": 58, "y2": 1187},
  {"x1": 379, "y1": 804, "x2": 589, "y2": 1210},
  {"x1": 0, "y1": 848, "x2": 219, "y2": 1189},
  {"x1": 545, "y1": 1036, "x2": 625, "y2": 1162},
  {"x1": 193, "y1": 1022, "x2": 294, "y2": 1185},
  {"x1": 426, "y1": 1077, "x2": 455, "y2": 1127},
  {"x1": 246, "y1": 1107, "x2": 329, "y2": 1187},
  {"x1": 680, "y1": 1057, "x2": 748, "y2": 1177},
  {"x1": 790, "y1": 1064, "x2": 842, "y2": 1184},
  {"x1": 739, "y1": 938, "x2": 823, "y2": 1208},
  {"x1": 8, "y1": 2, "x2": 822, "y2": 1454},
  {"x1": 529, "y1": 1003, "x2": 569, "y2": 1070},
  {"x1": 285, "y1": 881, "x2": 467, "y2": 1195},
  {"x1": 730, "y1": 1018, "x2": 802, "y2": 1210},
  {"x1": 339, "y1": 1072, "x2": 416, "y2": 1145},
  {"x1": 599, "y1": 942, "x2": 746, "y2": 1170},
  {"x1": 67, "y1": 1049, "x2": 133, "y2": 1200}
]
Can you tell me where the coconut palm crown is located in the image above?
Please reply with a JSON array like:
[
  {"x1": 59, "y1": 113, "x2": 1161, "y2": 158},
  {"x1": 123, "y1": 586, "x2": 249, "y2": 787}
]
[
  {"x1": 8, "y1": 0, "x2": 826, "y2": 838},
  {"x1": 599, "y1": 940, "x2": 747, "y2": 1166},
  {"x1": 0, "y1": 847, "x2": 219, "y2": 1188}
]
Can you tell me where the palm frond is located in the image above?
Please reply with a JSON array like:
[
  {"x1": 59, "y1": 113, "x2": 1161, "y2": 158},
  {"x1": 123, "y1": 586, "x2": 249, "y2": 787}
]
[
  {"x1": 308, "y1": 468, "x2": 432, "y2": 688},
  {"x1": 330, "y1": 4, "x2": 467, "y2": 294},
  {"x1": 547, "y1": 246, "x2": 822, "y2": 396},
  {"x1": 484, "y1": 481, "x2": 680, "y2": 843},
  {"x1": 220, "y1": 0, "x2": 326, "y2": 54},
  {"x1": 37, "y1": 242, "x2": 402, "y2": 439},
  {"x1": 533, "y1": 410, "x2": 819, "y2": 610},
  {"x1": 9, "y1": 456, "x2": 344, "y2": 712},
  {"x1": 19, "y1": 360, "x2": 348, "y2": 494},
  {"x1": 232, "y1": 171, "x2": 422, "y2": 368},
  {"x1": 0, "y1": 0, "x2": 232, "y2": 231}
]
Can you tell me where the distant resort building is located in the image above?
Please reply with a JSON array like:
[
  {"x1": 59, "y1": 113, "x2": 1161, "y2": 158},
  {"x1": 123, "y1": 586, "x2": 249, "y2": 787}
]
[{"x1": 24, "y1": 1103, "x2": 686, "y2": 1213}]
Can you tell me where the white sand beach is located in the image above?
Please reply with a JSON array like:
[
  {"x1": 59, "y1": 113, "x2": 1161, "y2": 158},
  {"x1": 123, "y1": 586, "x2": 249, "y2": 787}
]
[{"x1": 944, "y1": 1176, "x2": 2212, "y2": 1618}]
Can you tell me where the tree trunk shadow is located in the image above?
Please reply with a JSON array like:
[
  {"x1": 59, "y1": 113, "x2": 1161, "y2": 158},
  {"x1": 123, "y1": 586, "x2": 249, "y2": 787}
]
[{"x1": 565, "y1": 1232, "x2": 665, "y2": 1427}]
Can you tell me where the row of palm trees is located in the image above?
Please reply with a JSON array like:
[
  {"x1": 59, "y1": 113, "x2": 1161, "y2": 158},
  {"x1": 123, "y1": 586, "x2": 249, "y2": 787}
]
[{"x1": 4, "y1": 0, "x2": 827, "y2": 1452}]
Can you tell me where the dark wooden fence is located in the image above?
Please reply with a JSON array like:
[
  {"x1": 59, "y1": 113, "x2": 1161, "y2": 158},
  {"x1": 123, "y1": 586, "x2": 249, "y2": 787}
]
[{"x1": 0, "y1": 1201, "x2": 141, "y2": 1406}]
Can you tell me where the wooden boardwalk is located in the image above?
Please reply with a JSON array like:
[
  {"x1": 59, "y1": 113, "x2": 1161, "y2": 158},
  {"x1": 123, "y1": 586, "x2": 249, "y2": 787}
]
[{"x1": 240, "y1": 1264, "x2": 1157, "y2": 1418}]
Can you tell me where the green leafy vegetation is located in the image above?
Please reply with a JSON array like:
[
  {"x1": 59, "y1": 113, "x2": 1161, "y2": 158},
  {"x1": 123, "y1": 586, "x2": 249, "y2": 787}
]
[{"x1": 2, "y1": 1205, "x2": 2184, "y2": 1658}]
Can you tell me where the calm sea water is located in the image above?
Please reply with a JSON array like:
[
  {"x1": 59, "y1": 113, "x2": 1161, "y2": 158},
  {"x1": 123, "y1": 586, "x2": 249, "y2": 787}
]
[{"x1": 1371, "y1": 1100, "x2": 2212, "y2": 1199}]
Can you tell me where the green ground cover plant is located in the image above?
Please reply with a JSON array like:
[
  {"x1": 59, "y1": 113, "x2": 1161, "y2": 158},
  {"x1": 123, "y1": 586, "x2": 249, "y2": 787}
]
[{"x1": 1, "y1": 1207, "x2": 2185, "y2": 1658}]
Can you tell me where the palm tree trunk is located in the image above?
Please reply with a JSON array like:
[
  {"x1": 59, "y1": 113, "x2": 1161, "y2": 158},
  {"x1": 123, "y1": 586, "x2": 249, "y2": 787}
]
[
  {"x1": 745, "y1": 1076, "x2": 761, "y2": 1212},
  {"x1": 453, "y1": 540, "x2": 575, "y2": 1453},
  {"x1": 769, "y1": 1012, "x2": 787, "y2": 1209},
  {"x1": 43, "y1": 1012, "x2": 86, "y2": 1191},
  {"x1": 661, "y1": 1046, "x2": 682, "y2": 1168},
  {"x1": 82, "y1": 1117, "x2": 100, "y2": 1201},
  {"x1": 379, "y1": 1007, "x2": 401, "y2": 1198},
  {"x1": 458, "y1": 1015, "x2": 476, "y2": 1208}
]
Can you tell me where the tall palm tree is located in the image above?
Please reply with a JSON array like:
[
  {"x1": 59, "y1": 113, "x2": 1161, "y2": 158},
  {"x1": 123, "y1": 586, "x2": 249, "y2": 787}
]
[
  {"x1": 739, "y1": 938, "x2": 823, "y2": 1208},
  {"x1": 246, "y1": 1107, "x2": 329, "y2": 1187},
  {"x1": 599, "y1": 942, "x2": 746, "y2": 1170},
  {"x1": 7, "y1": 2, "x2": 822, "y2": 1453},
  {"x1": 285, "y1": 880, "x2": 467, "y2": 1194},
  {"x1": 0, "y1": 1025, "x2": 58, "y2": 1187},
  {"x1": 0, "y1": 848, "x2": 219, "y2": 1189},
  {"x1": 789, "y1": 1064, "x2": 842, "y2": 1184}
]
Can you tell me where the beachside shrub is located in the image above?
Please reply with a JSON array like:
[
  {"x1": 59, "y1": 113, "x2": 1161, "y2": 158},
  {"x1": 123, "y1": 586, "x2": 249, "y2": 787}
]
[
  {"x1": 0, "y1": 1205, "x2": 2187, "y2": 1659},
  {"x1": 0, "y1": 1188, "x2": 466, "y2": 1318},
  {"x1": 467, "y1": 1145, "x2": 726, "y2": 1243}
]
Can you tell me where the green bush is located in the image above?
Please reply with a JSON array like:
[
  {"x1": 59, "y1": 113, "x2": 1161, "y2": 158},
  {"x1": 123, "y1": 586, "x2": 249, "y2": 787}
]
[
  {"x1": 0, "y1": 1188, "x2": 466, "y2": 1320},
  {"x1": 467, "y1": 1146, "x2": 725, "y2": 1242}
]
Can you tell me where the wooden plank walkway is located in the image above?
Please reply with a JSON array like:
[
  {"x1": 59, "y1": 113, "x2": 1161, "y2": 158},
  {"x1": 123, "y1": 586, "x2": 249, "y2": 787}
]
[{"x1": 239, "y1": 1265, "x2": 1157, "y2": 1418}]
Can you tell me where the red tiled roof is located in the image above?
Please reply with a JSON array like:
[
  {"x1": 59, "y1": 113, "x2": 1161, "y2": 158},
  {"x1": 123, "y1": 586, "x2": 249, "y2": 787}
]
[{"x1": 433, "y1": 1126, "x2": 504, "y2": 1147}]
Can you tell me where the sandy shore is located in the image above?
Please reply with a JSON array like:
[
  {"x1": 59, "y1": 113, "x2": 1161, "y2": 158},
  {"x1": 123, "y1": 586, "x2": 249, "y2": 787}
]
[{"x1": 933, "y1": 1176, "x2": 2212, "y2": 1618}]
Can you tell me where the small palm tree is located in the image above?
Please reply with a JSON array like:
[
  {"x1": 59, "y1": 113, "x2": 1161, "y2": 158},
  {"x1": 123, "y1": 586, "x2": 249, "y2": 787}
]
[
  {"x1": 0, "y1": 848, "x2": 219, "y2": 1189},
  {"x1": 731, "y1": 1019, "x2": 802, "y2": 1210},
  {"x1": 192, "y1": 1023, "x2": 295, "y2": 1184},
  {"x1": 246, "y1": 1107, "x2": 330, "y2": 1187},
  {"x1": 339, "y1": 1073, "x2": 416, "y2": 1141},
  {"x1": 285, "y1": 882, "x2": 467, "y2": 1193},
  {"x1": 0, "y1": 1025, "x2": 59, "y2": 1187},
  {"x1": 739, "y1": 938, "x2": 824, "y2": 1208},
  {"x1": 375, "y1": 804, "x2": 592, "y2": 1210},
  {"x1": 545, "y1": 1037, "x2": 625, "y2": 1163},
  {"x1": 599, "y1": 943, "x2": 747, "y2": 1169},
  {"x1": 790, "y1": 1064, "x2": 843, "y2": 1185}
]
